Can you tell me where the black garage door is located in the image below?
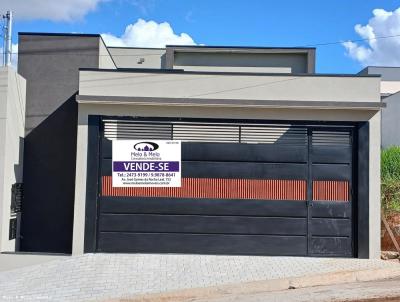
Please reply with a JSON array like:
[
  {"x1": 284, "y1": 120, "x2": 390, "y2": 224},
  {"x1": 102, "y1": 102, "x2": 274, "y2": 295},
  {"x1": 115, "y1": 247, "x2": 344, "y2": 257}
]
[{"x1": 92, "y1": 118, "x2": 354, "y2": 257}]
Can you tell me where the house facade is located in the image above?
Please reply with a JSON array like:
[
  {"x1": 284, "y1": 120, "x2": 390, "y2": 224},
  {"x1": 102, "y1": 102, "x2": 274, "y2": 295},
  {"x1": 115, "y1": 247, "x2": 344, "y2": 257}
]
[
  {"x1": 360, "y1": 67, "x2": 400, "y2": 149},
  {"x1": 1, "y1": 32, "x2": 384, "y2": 258}
]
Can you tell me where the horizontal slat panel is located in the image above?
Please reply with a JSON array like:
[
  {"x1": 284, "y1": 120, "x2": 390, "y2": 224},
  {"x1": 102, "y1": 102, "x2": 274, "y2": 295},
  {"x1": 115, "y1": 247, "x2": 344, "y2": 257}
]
[
  {"x1": 99, "y1": 214, "x2": 307, "y2": 236},
  {"x1": 310, "y1": 218, "x2": 352, "y2": 237},
  {"x1": 312, "y1": 130, "x2": 351, "y2": 146},
  {"x1": 311, "y1": 202, "x2": 352, "y2": 218},
  {"x1": 101, "y1": 159, "x2": 308, "y2": 179},
  {"x1": 104, "y1": 122, "x2": 172, "y2": 140},
  {"x1": 182, "y1": 143, "x2": 307, "y2": 163},
  {"x1": 101, "y1": 140, "x2": 308, "y2": 162},
  {"x1": 97, "y1": 233, "x2": 307, "y2": 256},
  {"x1": 103, "y1": 120, "x2": 308, "y2": 144},
  {"x1": 312, "y1": 164, "x2": 351, "y2": 181},
  {"x1": 104, "y1": 125, "x2": 171, "y2": 130},
  {"x1": 173, "y1": 124, "x2": 239, "y2": 142},
  {"x1": 100, "y1": 197, "x2": 308, "y2": 217},
  {"x1": 310, "y1": 237, "x2": 352, "y2": 256},
  {"x1": 311, "y1": 146, "x2": 352, "y2": 164},
  {"x1": 183, "y1": 162, "x2": 308, "y2": 179},
  {"x1": 241, "y1": 126, "x2": 307, "y2": 145}
]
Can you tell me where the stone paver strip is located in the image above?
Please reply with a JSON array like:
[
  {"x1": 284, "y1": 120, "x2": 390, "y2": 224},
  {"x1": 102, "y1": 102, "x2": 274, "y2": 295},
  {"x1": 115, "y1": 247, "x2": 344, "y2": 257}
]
[{"x1": 0, "y1": 254, "x2": 397, "y2": 301}]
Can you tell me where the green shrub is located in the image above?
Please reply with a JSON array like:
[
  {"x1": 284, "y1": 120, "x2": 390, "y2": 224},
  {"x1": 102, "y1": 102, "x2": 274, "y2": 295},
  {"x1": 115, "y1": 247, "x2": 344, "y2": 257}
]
[
  {"x1": 382, "y1": 178, "x2": 400, "y2": 213},
  {"x1": 382, "y1": 146, "x2": 400, "y2": 213},
  {"x1": 382, "y1": 146, "x2": 400, "y2": 180}
]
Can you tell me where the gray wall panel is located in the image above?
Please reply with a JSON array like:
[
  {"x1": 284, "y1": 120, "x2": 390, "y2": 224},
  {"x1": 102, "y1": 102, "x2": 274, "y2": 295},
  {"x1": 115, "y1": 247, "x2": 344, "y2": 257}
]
[{"x1": 18, "y1": 34, "x2": 101, "y2": 253}]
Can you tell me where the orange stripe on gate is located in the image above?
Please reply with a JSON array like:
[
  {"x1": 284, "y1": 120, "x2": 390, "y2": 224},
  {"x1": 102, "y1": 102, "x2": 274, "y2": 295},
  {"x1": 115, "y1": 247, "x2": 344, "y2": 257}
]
[
  {"x1": 101, "y1": 176, "x2": 307, "y2": 200},
  {"x1": 312, "y1": 180, "x2": 349, "y2": 202}
]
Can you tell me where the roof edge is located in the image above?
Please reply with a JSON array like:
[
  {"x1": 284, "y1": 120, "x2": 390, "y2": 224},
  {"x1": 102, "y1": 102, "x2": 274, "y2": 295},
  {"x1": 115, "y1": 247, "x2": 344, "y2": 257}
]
[
  {"x1": 166, "y1": 45, "x2": 316, "y2": 50},
  {"x1": 76, "y1": 95, "x2": 385, "y2": 109},
  {"x1": 18, "y1": 32, "x2": 100, "y2": 37},
  {"x1": 107, "y1": 46, "x2": 166, "y2": 50},
  {"x1": 79, "y1": 67, "x2": 381, "y2": 78}
]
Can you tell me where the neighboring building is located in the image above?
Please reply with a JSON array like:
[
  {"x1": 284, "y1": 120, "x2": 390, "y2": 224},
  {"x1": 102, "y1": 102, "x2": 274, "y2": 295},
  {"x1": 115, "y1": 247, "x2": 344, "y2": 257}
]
[
  {"x1": 0, "y1": 66, "x2": 26, "y2": 252},
  {"x1": 11, "y1": 32, "x2": 384, "y2": 259},
  {"x1": 360, "y1": 67, "x2": 400, "y2": 148}
]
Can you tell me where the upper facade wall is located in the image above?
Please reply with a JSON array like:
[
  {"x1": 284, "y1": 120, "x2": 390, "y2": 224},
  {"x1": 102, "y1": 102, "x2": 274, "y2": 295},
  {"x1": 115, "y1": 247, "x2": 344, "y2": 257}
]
[
  {"x1": 360, "y1": 67, "x2": 400, "y2": 95},
  {"x1": 98, "y1": 39, "x2": 116, "y2": 69},
  {"x1": 167, "y1": 48, "x2": 314, "y2": 73},
  {"x1": 79, "y1": 70, "x2": 380, "y2": 103},
  {"x1": 108, "y1": 47, "x2": 165, "y2": 69},
  {"x1": 107, "y1": 46, "x2": 315, "y2": 74},
  {"x1": 18, "y1": 33, "x2": 102, "y2": 133},
  {"x1": 382, "y1": 92, "x2": 400, "y2": 148}
]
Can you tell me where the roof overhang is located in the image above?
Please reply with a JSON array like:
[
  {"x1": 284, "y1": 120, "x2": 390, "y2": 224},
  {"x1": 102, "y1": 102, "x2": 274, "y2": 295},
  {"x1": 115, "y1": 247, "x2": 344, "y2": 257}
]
[{"x1": 76, "y1": 95, "x2": 385, "y2": 110}]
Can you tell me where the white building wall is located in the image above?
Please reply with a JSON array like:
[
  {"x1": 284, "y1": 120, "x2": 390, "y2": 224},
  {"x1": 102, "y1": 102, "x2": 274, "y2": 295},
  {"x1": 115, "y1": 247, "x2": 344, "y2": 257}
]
[
  {"x1": 380, "y1": 81, "x2": 400, "y2": 95},
  {"x1": 79, "y1": 70, "x2": 381, "y2": 103},
  {"x1": 0, "y1": 67, "x2": 26, "y2": 252},
  {"x1": 369, "y1": 111, "x2": 381, "y2": 259},
  {"x1": 98, "y1": 39, "x2": 116, "y2": 69},
  {"x1": 108, "y1": 47, "x2": 165, "y2": 69},
  {"x1": 382, "y1": 92, "x2": 400, "y2": 148},
  {"x1": 0, "y1": 70, "x2": 8, "y2": 251},
  {"x1": 172, "y1": 52, "x2": 307, "y2": 73}
]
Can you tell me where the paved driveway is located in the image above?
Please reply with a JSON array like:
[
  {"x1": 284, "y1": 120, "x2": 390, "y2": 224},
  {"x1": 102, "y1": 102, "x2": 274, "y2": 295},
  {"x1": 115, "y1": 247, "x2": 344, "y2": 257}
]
[{"x1": 0, "y1": 254, "x2": 396, "y2": 301}]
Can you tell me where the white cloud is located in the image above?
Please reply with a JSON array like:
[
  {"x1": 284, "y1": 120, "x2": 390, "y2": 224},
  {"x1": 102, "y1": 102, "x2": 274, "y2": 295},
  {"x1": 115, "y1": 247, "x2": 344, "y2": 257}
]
[
  {"x1": 0, "y1": 0, "x2": 104, "y2": 22},
  {"x1": 343, "y1": 7, "x2": 400, "y2": 66},
  {"x1": 102, "y1": 19, "x2": 196, "y2": 48}
]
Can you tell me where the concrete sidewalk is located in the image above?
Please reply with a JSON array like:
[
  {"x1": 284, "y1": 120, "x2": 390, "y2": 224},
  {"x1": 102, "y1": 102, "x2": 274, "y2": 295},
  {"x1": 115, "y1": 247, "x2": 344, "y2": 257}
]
[
  {"x1": 0, "y1": 254, "x2": 398, "y2": 301},
  {"x1": 0, "y1": 253, "x2": 67, "y2": 272}
]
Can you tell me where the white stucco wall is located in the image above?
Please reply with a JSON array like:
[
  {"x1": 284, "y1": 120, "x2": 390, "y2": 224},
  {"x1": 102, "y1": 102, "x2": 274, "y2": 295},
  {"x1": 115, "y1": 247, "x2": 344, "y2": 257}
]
[
  {"x1": 79, "y1": 70, "x2": 381, "y2": 103},
  {"x1": 98, "y1": 39, "x2": 116, "y2": 69},
  {"x1": 380, "y1": 81, "x2": 400, "y2": 95},
  {"x1": 108, "y1": 47, "x2": 165, "y2": 69},
  {"x1": 0, "y1": 67, "x2": 26, "y2": 252},
  {"x1": 174, "y1": 66, "x2": 292, "y2": 73},
  {"x1": 369, "y1": 111, "x2": 381, "y2": 259},
  {"x1": 382, "y1": 92, "x2": 400, "y2": 148},
  {"x1": 172, "y1": 52, "x2": 307, "y2": 73}
]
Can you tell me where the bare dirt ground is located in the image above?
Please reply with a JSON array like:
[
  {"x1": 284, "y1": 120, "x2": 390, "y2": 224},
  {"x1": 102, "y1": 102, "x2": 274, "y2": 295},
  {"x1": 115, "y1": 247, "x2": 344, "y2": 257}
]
[
  {"x1": 174, "y1": 277, "x2": 400, "y2": 302},
  {"x1": 382, "y1": 213, "x2": 400, "y2": 251},
  {"x1": 354, "y1": 298, "x2": 400, "y2": 302}
]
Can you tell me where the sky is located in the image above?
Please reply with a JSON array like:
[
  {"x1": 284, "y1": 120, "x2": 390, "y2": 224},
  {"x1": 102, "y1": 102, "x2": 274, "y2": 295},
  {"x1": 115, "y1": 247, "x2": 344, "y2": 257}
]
[{"x1": 1, "y1": 0, "x2": 400, "y2": 73}]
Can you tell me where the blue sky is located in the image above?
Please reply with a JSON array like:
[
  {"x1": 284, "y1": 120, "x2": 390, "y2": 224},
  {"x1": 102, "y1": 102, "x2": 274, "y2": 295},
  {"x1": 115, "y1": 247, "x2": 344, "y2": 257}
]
[{"x1": 3, "y1": 0, "x2": 400, "y2": 73}]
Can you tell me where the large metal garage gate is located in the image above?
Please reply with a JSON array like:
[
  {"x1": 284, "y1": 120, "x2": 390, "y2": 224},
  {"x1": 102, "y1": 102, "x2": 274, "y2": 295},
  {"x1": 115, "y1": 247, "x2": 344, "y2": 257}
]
[{"x1": 97, "y1": 118, "x2": 355, "y2": 257}]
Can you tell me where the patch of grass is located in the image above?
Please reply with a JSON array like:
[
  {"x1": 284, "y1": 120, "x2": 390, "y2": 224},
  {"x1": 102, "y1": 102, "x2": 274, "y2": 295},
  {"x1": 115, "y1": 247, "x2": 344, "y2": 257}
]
[
  {"x1": 382, "y1": 146, "x2": 400, "y2": 180},
  {"x1": 382, "y1": 146, "x2": 400, "y2": 214},
  {"x1": 382, "y1": 178, "x2": 400, "y2": 213}
]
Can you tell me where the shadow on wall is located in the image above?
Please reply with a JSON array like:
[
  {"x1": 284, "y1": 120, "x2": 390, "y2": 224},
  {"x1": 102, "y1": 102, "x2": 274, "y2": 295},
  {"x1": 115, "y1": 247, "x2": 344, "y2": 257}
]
[
  {"x1": 14, "y1": 137, "x2": 24, "y2": 182},
  {"x1": 20, "y1": 94, "x2": 78, "y2": 254},
  {"x1": 13, "y1": 137, "x2": 24, "y2": 252}
]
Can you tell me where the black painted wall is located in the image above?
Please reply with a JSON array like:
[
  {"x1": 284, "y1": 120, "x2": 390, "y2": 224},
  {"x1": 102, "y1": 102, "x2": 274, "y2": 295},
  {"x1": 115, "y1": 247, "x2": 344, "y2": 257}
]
[
  {"x1": 18, "y1": 34, "x2": 102, "y2": 253},
  {"x1": 357, "y1": 122, "x2": 370, "y2": 258}
]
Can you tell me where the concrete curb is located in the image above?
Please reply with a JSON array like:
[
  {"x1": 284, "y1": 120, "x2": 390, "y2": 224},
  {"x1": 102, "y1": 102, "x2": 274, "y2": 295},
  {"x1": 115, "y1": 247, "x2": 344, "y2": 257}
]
[{"x1": 108, "y1": 266, "x2": 400, "y2": 302}]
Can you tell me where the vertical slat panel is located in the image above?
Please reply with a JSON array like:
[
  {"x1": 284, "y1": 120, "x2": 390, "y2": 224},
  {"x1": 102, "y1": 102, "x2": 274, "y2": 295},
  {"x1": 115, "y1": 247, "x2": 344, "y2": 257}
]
[
  {"x1": 312, "y1": 180, "x2": 349, "y2": 202},
  {"x1": 101, "y1": 176, "x2": 307, "y2": 200}
]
